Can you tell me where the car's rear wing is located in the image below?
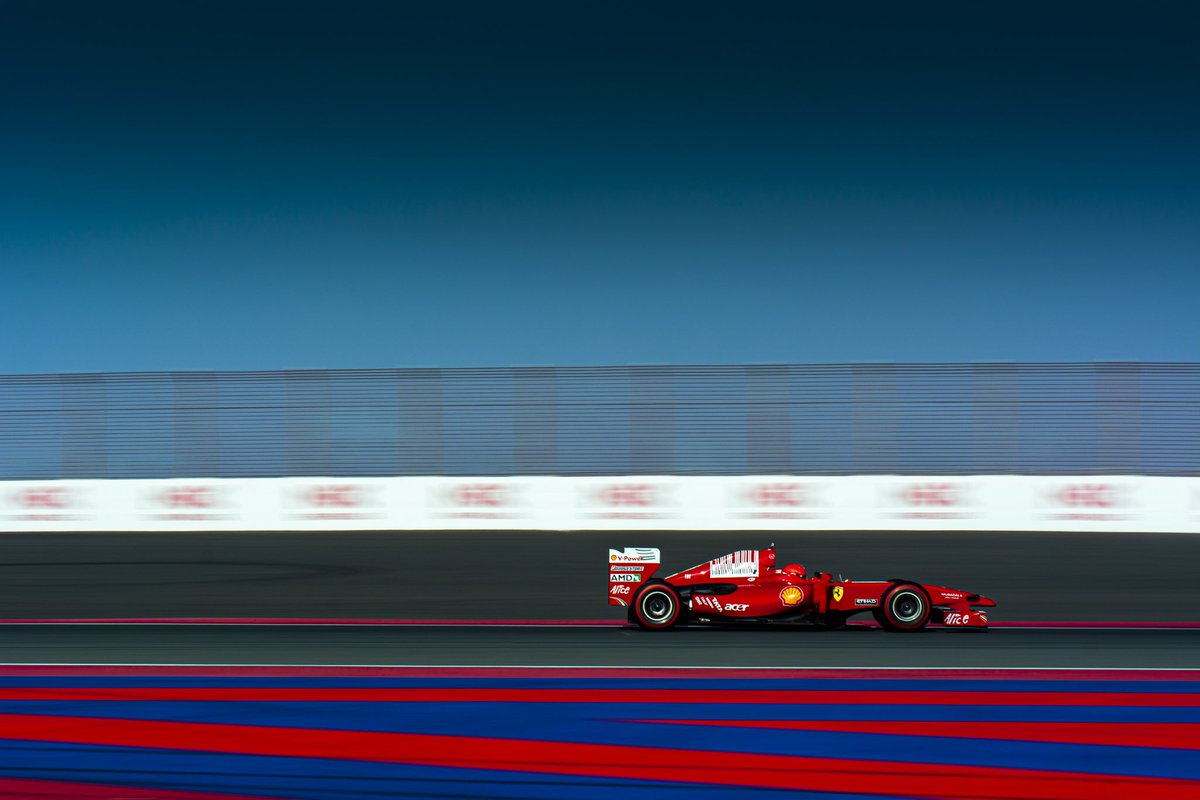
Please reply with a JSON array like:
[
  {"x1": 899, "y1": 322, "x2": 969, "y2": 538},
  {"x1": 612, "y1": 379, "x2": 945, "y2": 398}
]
[{"x1": 608, "y1": 547, "x2": 661, "y2": 607}]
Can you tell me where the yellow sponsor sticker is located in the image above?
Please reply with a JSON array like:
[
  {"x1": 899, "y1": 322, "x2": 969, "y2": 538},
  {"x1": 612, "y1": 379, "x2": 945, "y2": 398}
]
[
  {"x1": 779, "y1": 586, "x2": 804, "y2": 606},
  {"x1": 832, "y1": 586, "x2": 844, "y2": 602}
]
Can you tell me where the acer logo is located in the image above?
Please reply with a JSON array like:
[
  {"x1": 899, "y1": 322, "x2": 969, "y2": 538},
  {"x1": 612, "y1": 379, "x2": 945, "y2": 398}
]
[
  {"x1": 900, "y1": 483, "x2": 959, "y2": 507},
  {"x1": 1056, "y1": 484, "x2": 1117, "y2": 508},
  {"x1": 749, "y1": 483, "x2": 806, "y2": 507},
  {"x1": 453, "y1": 484, "x2": 506, "y2": 507},
  {"x1": 162, "y1": 487, "x2": 214, "y2": 508},
  {"x1": 14, "y1": 487, "x2": 68, "y2": 509},
  {"x1": 305, "y1": 485, "x2": 360, "y2": 507},
  {"x1": 600, "y1": 484, "x2": 655, "y2": 507}
]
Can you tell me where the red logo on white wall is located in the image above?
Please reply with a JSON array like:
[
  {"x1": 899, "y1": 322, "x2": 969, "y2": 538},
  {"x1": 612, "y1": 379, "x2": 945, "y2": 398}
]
[
  {"x1": 893, "y1": 482, "x2": 972, "y2": 519},
  {"x1": 590, "y1": 483, "x2": 671, "y2": 519},
  {"x1": 439, "y1": 482, "x2": 518, "y2": 519},
  {"x1": 749, "y1": 483, "x2": 807, "y2": 507},
  {"x1": 6, "y1": 486, "x2": 81, "y2": 522},
  {"x1": 146, "y1": 485, "x2": 227, "y2": 521},
  {"x1": 900, "y1": 483, "x2": 960, "y2": 507},
  {"x1": 453, "y1": 484, "x2": 506, "y2": 507},
  {"x1": 1045, "y1": 483, "x2": 1127, "y2": 521},
  {"x1": 738, "y1": 482, "x2": 823, "y2": 519},
  {"x1": 1056, "y1": 484, "x2": 1116, "y2": 508},
  {"x1": 294, "y1": 484, "x2": 377, "y2": 520},
  {"x1": 306, "y1": 485, "x2": 361, "y2": 508},
  {"x1": 14, "y1": 487, "x2": 69, "y2": 510},
  {"x1": 162, "y1": 486, "x2": 214, "y2": 509},
  {"x1": 600, "y1": 484, "x2": 656, "y2": 507}
]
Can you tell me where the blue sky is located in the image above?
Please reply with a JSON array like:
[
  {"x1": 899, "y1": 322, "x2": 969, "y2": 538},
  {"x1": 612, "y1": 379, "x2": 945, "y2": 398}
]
[{"x1": 2, "y1": 2, "x2": 1197, "y2": 373}]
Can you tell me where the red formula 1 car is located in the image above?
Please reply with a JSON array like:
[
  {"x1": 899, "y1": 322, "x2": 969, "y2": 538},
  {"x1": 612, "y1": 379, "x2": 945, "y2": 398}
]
[{"x1": 609, "y1": 545, "x2": 995, "y2": 631}]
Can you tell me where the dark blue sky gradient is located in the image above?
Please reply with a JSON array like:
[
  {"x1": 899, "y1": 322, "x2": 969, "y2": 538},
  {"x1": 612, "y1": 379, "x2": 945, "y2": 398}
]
[{"x1": 2, "y1": 2, "x2": 1198, "y2": 372}]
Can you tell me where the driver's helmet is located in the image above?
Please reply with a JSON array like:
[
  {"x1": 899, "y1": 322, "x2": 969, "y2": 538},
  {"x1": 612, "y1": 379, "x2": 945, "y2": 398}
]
[{"x1": 781, "y1": 563, "x2": 806, "y2": 577}]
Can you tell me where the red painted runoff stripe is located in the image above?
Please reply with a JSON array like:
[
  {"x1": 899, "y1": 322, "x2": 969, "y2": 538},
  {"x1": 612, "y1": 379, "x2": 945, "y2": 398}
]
[
  {"x1": 0, "y1": 666, "x2": 1197, "y2": 680},
  {"x1": 0, "y1": 713, "x2": 1197, "y2": 800},
  {"x1": 0, "y1": 775, "x2": 270, "y2": 799},
  {"x1": 0, "y1": 687, "x2": 1195, "y2": 705},
  {"x1": 651, "y1": 719, "x2": 1200, "y2": 750}
]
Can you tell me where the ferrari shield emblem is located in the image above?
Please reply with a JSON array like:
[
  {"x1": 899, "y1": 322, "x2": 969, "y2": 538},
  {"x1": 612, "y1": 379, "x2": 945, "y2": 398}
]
[{"x1": 832, "y1": 586, "x2": 844, "y2": 602}]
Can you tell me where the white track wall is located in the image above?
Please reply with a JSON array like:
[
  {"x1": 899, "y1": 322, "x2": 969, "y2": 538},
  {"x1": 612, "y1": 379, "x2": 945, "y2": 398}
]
[{"x1": 2, "y1": 476, "x2": 1199, "y2": 533}]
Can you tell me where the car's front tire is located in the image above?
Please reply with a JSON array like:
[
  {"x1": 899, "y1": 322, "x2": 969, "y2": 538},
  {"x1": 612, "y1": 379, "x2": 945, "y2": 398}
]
[
  {"x1": 633, "y1": 581, "x2": 682, "y2": 630},
  {"x1": 879, "y1": 583, "x2": 930, "y2": 632}
]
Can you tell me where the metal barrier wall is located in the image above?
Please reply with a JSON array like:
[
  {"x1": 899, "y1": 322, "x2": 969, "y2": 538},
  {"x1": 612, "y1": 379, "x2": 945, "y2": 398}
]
[{"x1": 0, "y1": 363, "x2": 1197, "y2": 478}]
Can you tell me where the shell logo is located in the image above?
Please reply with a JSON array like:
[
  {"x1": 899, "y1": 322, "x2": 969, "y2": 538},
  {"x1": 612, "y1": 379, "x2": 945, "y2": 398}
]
[
  {"x1": 610, "y1": 555, "x2": 617, "y2": 561},
  {"x1": 780, "y1": 586, "x2": 804, "y2": 606}
]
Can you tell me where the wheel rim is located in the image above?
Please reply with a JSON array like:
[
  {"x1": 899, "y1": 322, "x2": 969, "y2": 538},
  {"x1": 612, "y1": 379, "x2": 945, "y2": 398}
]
[
  {"x1": 641, "y1": 590, "x2": 675, "y2": 623},
  {"x1": 891, "y1": 590, "x2": 924, "y2": 623}
]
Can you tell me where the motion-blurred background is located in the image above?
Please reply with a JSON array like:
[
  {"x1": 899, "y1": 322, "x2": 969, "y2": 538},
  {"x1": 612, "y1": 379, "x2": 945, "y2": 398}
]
[
  {"x1": 1, "y1": 363, "x2": 1197, "y2": 479},
  {"x1": 1, "y1": 3, "x2": 1198, "y2": 621}
]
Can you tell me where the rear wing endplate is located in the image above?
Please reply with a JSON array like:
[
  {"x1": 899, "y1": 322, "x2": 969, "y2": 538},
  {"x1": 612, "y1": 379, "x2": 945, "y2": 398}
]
[{"x1": 608, "y1": 547, "x2": 661, "y2": 606}]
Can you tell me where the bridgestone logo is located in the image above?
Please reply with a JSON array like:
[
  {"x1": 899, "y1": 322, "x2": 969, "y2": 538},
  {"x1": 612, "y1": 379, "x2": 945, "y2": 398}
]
[{"x1": 610, "y1": 565, "x2": 645, "y2": 572}]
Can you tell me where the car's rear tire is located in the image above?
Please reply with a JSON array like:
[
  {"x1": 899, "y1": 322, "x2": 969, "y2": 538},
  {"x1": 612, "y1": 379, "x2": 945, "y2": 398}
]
[
  {"x1": 633, "y1": 581, "x2": 681, "y2": 630},
  {"x1": 880, "y1": 583, "x2": 930, "y2": 632}
]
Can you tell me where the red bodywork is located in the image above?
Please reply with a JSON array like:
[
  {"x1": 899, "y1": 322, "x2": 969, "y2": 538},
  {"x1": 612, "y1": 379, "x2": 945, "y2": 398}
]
[{"x1": 609, "y1": 546, "x2": 995, "y2": 631}]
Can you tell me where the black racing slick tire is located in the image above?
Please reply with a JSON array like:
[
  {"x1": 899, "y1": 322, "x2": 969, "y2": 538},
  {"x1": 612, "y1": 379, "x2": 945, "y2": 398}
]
[
  {"x1": 633, "y1": 581, "x2": 682, "y2": 630},
  {"x1": 879, "y1": 583, "x2": 930, "y2": 632}
]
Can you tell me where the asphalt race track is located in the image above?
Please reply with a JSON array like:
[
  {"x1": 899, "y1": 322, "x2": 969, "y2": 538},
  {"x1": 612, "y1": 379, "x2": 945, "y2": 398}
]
[
  {"x1": 0, "y1": 530, "x2": 1197, "y2": 799},
  {"x1": 0, "y1": 529, "x2": 1197, "y2": 620},
  {"x1": 0, "y1": 624, "x2": 1197, "y2": 668},
  {"x1": 0, "y1": 530, "x2": 1196, "y2": 669}
]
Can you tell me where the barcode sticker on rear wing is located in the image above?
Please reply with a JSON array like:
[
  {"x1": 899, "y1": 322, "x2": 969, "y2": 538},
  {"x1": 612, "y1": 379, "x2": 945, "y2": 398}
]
[{"x1": 709, "y1": 549, "x2": 760, "y2": 578}]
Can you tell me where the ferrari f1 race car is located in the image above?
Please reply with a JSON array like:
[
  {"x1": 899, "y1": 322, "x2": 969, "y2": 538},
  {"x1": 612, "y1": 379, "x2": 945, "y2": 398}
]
[{"x1": 609, "y1": 545, "x2": 995, "y2": 631}]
